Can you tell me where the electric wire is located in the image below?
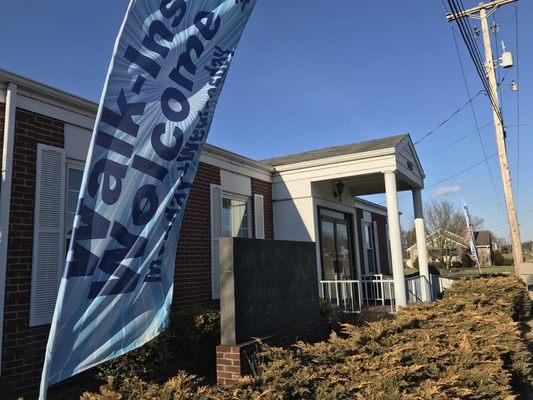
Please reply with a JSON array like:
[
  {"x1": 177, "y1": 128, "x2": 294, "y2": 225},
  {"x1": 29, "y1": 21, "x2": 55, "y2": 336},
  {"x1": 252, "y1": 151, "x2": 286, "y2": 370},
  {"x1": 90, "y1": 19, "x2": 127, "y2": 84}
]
[
  {"x1": 492, "y1": 11, "x2": 504, "y2": 112},
  {"x1": 413, "y1": 90, "x2": 484, "y2": 145},
  {"x1": 446, "y1": 0, "x2": 504, "y2": 122},
  {"x1": 376, "y1": 154, "x2": 498, "y2": 207},
  {"x1": 420, "y1": 121, "x2": 492, "y2": 159},
  {"x1": 447, "y1": 1, "x2": 491, "y2": 99},
  {"x1": 443, "y1": 0, "x2": 510, "y2": 235},
  {"x1": 448, "y1": 23, "x2": 507, "y2": 220},
  {"x1": 514, "y1": 2, "x2": 521, "y2": 207}
]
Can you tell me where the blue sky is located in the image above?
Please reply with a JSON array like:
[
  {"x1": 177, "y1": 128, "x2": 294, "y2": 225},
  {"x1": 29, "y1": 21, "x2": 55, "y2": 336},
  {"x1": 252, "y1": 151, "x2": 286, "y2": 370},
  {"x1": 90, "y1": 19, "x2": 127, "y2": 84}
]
[{"x1": 0, "y1": 1, "x2": 531, "y2": 240}]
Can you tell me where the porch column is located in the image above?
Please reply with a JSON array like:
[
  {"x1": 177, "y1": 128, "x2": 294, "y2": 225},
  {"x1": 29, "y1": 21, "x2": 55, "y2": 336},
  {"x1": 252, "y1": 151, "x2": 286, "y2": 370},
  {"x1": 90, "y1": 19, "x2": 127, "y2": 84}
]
[
  {"x1": 412, "y1": 189, "x2": 431, "y2": 302},
  {"x1": 384, "y1": 171, "x2": 407, "y2": 307}
]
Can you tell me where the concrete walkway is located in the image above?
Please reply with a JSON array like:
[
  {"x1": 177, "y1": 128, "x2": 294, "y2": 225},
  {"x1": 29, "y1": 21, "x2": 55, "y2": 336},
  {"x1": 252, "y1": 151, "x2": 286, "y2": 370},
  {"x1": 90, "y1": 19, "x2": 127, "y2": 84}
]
[
  {"x1": 521, "y1": 262, "x2": 533, "y2": 300},
  {"x1": 521, "y1": 261, "x2": 533, "y2": 282}
]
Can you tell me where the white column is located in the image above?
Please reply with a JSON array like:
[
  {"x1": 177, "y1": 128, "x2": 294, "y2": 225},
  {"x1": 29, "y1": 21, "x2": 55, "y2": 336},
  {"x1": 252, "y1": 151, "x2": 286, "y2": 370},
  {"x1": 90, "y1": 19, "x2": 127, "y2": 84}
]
[
  {"x1": 412, "y1": 189, "x2": 431, "y2": 302},
  {"x1": 384, "y1": 171, "x2": 407, "y2": 307}
]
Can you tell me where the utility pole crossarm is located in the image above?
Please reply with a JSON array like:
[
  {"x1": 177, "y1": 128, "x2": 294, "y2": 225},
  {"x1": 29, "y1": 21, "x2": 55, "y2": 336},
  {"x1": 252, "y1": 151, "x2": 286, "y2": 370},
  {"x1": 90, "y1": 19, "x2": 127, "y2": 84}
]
[{"x1": 446, "y1": 0, "x2": 517, "y2": 21}]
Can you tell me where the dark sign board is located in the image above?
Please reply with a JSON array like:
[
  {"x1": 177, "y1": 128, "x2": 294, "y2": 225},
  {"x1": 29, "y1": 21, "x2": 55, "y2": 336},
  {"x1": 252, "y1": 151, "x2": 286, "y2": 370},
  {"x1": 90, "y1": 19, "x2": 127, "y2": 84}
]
[{"x1": 219, "y1": 237, "x2": 320, "y2": 345}]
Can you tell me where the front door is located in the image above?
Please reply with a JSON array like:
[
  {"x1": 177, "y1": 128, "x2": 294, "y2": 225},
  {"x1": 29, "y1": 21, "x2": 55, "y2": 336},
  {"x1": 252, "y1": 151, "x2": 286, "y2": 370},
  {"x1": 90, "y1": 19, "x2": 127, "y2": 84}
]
[{"x1": 319, "y1": 208, "x2": 354, "y2": 280}]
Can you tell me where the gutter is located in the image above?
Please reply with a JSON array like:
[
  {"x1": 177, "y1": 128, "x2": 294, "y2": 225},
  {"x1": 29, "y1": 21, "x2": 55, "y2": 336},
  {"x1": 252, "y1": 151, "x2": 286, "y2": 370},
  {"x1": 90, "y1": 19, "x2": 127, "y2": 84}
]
[{"x1": 0, "y1": 83, "x2": 17, "y2": 373}]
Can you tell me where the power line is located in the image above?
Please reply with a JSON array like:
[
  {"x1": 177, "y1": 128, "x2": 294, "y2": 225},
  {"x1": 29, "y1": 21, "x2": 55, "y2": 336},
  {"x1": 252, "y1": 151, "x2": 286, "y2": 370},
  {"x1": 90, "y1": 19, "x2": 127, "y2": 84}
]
[
  {"x1": 375, "y1": 154, "x2": 498, "y2": 207},
  {"x1": 491, "y1": 11, "x2": 504, "y2": 112},
  {"x1": 420, "y1": 121, "x2": 492, "y2": 159},
  {"x1": 445, "y1": 0, "x2": 523, "y2": 274},
  {"x1": 446, "y1": 0, "x2": 504, "y2": 122},
  {"x1": 425, "y1": 154, "x2": 497, "y2": 189},
  {"x1": 514, "y1": 2, "x2": 521, "y2": 207},
  {"x1": 447, "y1": 22, "x2": 507, "y2": 219},
  {"x1": 413, "y1": 90, "x2": 483, "y2": 145}
]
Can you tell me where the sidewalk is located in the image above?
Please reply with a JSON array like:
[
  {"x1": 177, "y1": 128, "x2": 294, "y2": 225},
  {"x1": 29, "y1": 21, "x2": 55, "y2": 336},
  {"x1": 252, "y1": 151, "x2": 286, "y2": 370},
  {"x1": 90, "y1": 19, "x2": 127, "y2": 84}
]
[{"x1": 521, "y1": 262, "x2": 533, "y2": 299}]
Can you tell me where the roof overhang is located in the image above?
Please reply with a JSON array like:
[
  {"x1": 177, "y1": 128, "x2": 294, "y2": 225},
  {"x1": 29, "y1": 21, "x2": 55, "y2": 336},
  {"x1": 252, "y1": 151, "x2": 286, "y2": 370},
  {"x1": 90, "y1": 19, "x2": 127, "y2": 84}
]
[{"x1": 271, "y1": 135, "x2": 425, "y2": 196}]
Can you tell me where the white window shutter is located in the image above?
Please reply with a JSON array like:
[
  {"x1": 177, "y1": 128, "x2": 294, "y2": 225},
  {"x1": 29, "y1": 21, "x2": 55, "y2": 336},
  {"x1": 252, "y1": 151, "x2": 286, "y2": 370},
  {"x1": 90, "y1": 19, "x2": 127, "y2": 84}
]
[
  {"x1": 254, "y1": 194, "x2": 265, "y2": 239},
  {"x1": 385, "y1": 223, "x2": 392, "y2": 274},
  {"x1": 210, "y1": 184, "x2": 222, "y2": 299},
  {"x1": 30, "y1": 144, "x2": 66, "y2": 327},
  {"x1": 361, "y1": 220, "x2": 368, "y2": 275},
  {"x1": 373, "y1": 221, "x2": 381, "y2": 274}
]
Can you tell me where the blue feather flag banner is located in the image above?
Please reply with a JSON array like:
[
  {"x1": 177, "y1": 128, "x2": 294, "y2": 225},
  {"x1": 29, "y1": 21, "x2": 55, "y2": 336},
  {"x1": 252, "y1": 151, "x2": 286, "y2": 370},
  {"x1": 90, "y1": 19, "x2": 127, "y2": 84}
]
[{"x1": 39, "y1": 0, "x2": 256, "y2": 397}]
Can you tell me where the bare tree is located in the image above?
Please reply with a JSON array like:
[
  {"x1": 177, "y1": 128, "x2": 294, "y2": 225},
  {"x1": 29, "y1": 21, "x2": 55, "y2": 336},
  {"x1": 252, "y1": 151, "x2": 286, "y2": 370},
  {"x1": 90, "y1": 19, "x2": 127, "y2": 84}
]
[
  {"x1": 422, "y1": 200, "x2": 483, "y2": 270},
  {"x1": 401, "y1": 225, "x2": 416, "y2": 259},
  {"x1": 424, "y1": 200, "x2": 465, "y2": 236}
]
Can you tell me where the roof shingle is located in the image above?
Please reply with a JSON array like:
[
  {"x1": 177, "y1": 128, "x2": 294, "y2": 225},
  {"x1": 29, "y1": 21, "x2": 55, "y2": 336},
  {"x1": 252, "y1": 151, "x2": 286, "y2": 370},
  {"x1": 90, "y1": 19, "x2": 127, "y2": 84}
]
[{"x1": 261, "y1": 134, "x2": 409, "y2": 167}]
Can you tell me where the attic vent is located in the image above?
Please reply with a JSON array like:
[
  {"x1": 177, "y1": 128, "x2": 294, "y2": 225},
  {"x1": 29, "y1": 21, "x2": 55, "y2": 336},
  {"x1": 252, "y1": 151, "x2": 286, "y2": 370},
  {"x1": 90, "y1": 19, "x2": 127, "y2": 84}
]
[{"x1": 407, "y1": 161, "x2": 414, "y2": 171}]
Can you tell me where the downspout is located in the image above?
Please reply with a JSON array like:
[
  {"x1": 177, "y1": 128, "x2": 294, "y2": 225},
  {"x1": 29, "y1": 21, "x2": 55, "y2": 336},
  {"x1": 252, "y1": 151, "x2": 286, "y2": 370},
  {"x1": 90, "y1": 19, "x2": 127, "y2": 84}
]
[{"x1": 0, "y1": 83, "x2": 17, "y2": 373}]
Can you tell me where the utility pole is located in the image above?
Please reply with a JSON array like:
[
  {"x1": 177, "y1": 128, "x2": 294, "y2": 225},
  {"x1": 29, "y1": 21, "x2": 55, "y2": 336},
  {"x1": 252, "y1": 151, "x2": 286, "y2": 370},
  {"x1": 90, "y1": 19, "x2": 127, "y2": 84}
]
[{"x1": 446, "y1": 0, "x2": 523, "y2": 276}]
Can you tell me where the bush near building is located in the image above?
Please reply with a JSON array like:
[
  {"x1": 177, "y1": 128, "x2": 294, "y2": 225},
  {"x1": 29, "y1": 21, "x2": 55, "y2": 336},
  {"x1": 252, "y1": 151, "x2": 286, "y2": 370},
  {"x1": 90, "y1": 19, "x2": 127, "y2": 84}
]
[
  {"x1": 84, "y1": 277, "x2": 531, "y2": 400},
  {"x1": 96, "y1": 307, "x2": 220, "y2": 386}
]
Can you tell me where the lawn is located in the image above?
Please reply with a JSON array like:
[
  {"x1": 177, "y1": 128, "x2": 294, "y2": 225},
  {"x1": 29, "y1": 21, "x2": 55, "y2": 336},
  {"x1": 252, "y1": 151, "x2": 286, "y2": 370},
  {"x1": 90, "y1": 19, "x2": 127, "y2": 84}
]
[{"x1": 404, "y1": 264, "x2": 515, "y2": 277}]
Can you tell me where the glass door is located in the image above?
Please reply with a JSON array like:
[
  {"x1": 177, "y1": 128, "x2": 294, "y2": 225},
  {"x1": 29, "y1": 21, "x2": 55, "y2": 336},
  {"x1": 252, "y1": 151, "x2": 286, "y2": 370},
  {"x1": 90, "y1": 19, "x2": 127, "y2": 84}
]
[{"x1": 319, "y1": 208, "x2": 354, "y2": 280}]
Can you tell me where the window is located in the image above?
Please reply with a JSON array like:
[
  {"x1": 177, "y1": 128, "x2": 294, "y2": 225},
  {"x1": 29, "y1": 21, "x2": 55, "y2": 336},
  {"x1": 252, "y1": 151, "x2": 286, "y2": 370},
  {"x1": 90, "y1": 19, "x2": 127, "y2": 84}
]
[
  {"x1": 221, "y1": 195, "x2": 251, "y2": 238},
  {"x1": 65, "y1": 162, "x2": 84, "y2": 248}
]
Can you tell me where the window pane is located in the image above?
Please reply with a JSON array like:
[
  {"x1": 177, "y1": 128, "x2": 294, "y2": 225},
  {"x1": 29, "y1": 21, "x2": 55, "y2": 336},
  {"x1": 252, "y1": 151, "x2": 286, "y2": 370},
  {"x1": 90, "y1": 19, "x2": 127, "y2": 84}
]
[
  {"x1": 68, "y1": 168, "x2": 83, "y2": 191},
  {"x1": 221, "y1": 197, "x2": 249, "y2": 238},
  {"x1": 319, "y1": 208, "x2": 346, "y2": 220},
  {"x1": 67, "y1": 191, "x2": 79, "y2": 213},
  {"x1": 222, "y1": 198, "x2": 232, "y2": 237},
  {"x1": 232, "y1": 200, "x2": 248, "y2": 238}
]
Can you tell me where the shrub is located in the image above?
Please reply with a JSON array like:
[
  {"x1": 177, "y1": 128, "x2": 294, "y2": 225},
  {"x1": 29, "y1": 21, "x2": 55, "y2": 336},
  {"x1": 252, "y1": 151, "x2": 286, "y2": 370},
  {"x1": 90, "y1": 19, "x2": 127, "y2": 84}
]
[
  {"x1": 503, "y1": 256, "x2": 515, "y2": 266},
  {"x1": 494, "y1": 250, "x2": 505, "y2": 266},
  {"x1": 86, "y1": 277, "x2": 531, "y2": 400},
  {"x1": 460, "y1": 251, "x2": 475, "y2": 268},
  {"x1": 96, "y1": 307, "x2": 219, "y2": 386},
  {"x1": 319, "y1": 298, "x2": 332, "y2": 319},
  {"x1": 451, "y1": 261, "x2": 462, "y2": 269}
]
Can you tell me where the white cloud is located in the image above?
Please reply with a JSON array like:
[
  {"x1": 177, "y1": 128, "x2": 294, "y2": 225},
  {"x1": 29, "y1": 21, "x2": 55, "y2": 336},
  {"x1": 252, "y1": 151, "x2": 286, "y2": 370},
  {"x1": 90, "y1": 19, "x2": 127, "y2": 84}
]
[{"x1": 434, "y1": 185, "x2": 461, "y2": 197}]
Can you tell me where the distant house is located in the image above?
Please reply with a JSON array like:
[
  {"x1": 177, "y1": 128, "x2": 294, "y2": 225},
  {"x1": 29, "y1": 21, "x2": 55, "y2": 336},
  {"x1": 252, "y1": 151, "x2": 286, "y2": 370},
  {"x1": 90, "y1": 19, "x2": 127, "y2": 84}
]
[
  {"x1": 407, "y1": 228, "x2": 466, "y2": 267},
  {"x1": 407, "y1": 229, "x2": 495, "y2": 267},
  {"x1": 473, "y1": 230, "x2": 496, "y2": 266}
]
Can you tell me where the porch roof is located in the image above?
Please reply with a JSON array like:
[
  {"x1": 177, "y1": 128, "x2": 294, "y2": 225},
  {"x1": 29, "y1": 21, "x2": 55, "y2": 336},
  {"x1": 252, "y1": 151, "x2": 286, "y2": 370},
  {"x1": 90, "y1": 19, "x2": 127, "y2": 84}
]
[
  {"x1": 262, "y1": 134, "x2": 408, "y2": 166},
  {"x1": 266, "y1": 134, "x2": 425, "y2": 196}
]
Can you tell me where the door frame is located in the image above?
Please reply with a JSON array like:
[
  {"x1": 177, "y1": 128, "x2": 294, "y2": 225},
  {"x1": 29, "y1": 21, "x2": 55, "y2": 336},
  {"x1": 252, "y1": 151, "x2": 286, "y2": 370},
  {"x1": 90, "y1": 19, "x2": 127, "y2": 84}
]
[{"x1": 317, "y1": 206, "x2": 356, "y2": 280}]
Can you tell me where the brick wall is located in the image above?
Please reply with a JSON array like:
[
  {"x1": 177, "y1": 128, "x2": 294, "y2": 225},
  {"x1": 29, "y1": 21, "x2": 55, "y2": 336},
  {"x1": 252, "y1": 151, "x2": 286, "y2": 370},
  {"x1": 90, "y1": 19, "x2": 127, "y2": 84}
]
[
  {"x1": 216, "y1": 318, "x2": 330, "y2": 384},
  {"x1": 1, "y1": 108, "x2": 65, "y2": 399},
  {"x1": 172, "y1": 170, "x2": 274, "y2": 309},
  {"x1": 0, "y1": 105, "x2": 274, "y2": 398},
  {"x1": 173, "y1": 162, "x2": 221, "y2": 309}
]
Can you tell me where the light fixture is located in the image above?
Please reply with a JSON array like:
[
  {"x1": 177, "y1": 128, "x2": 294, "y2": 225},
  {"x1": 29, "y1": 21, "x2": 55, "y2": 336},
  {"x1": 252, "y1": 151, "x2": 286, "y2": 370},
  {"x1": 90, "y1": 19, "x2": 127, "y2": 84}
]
[
  {"x1": 511, "y1": 80, "x2": 518, "y2": 91},
  {"x1": 333, "y1": 180, "x2": 345, "y2": 202}
]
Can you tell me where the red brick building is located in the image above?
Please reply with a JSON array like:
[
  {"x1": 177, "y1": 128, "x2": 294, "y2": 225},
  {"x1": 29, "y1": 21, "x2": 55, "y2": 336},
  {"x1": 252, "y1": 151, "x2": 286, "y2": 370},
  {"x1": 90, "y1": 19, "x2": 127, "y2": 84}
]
[{"x1": 0, "y1": 69, "x2": 429, "y2": 398}]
